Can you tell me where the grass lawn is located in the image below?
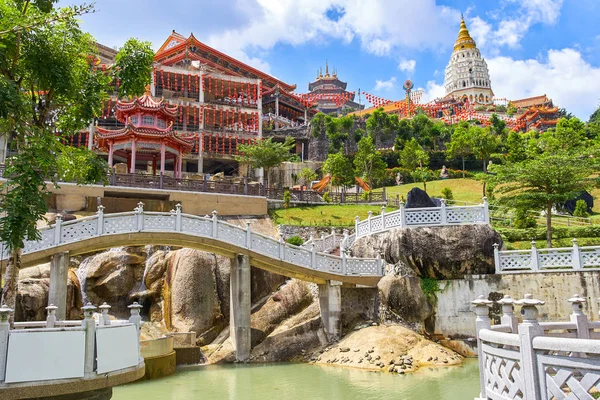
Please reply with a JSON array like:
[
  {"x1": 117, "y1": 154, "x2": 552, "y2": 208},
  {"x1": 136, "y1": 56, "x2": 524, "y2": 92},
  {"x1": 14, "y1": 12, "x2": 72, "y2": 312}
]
[
  {"x1": 379, "y1": 178, "x2": 486, "y2": 204},
  {"x1": 506, "y1": 237, "x2": 600, "y2": 250},
  {"x1": 270, "y1": 205, "x2": 395, "y2": 227}
]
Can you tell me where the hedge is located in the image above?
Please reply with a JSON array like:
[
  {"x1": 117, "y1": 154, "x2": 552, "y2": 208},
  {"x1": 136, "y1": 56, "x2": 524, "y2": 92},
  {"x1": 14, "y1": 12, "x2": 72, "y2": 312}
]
[{"x1": 497, "y1": 226, "x2": 600, "y2": 242}]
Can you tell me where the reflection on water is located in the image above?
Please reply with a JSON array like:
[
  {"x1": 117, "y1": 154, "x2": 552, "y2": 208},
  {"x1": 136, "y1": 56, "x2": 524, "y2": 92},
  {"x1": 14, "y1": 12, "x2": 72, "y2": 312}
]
[{"x1": 113, "y1": 360, "x2": 480, "y2": 400}]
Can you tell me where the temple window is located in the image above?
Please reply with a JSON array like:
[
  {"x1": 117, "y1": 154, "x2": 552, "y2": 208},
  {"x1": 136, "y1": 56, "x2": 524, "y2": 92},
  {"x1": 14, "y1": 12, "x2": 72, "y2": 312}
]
[
  {"x1": 130, "y1": 116, "x2": 139, "y2": 125},
  {"x1": 157, "y1": 119, "x2": 166, "y2": 128},
  {"x1": 142, "y1": 116, "x2": 155, "y2": 126}
]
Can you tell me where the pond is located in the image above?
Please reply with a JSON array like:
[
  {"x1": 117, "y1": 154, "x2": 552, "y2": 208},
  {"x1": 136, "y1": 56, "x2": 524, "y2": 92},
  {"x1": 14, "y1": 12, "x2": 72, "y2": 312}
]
[{"x1": 113, "y1": 360, "x2": 480, "y2": 400}]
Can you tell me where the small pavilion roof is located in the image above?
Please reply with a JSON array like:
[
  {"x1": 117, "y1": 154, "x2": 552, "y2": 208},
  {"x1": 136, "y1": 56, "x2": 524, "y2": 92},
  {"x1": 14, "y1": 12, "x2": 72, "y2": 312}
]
[
  {"x1": 95, "y1": 124, "x2": 195, "y2": 153},
  {"x1": 115, "y1": 94, "x2": 179, "y2": 123}
]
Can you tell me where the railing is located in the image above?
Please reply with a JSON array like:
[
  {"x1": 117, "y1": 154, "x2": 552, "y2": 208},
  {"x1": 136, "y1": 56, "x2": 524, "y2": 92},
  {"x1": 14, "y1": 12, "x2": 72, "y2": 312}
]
[
  {"x1": 0, "y1": 301, "x2": 143, "y2": 384},
  {"x1": 494, "y1": 239, "x2": 600, "y2": 273},
  {"x1": 1, "y1": 204, "x2": 384, "y2": 277},
  {"x1": 472, "y1": 293, "x2": 600, "y2": 400},
  {"x1": 302, "y1": 229, "x2": 356, "y2": 254},
  {"x1": 354, "y1": 198, "x2": 489, "y2": 239},
  {"x1": 108, "y1": 173, "x2": 264, "y2": 196},
  {"x1": 267, "y1": 188, "x2": 387, "y2": 204}
]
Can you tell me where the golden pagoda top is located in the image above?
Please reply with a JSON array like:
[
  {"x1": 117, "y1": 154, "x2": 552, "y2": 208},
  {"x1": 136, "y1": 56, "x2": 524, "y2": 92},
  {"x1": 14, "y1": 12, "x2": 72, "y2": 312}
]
[{"x1": 454, "y1": 14, "x2": 477, "y2": 51}]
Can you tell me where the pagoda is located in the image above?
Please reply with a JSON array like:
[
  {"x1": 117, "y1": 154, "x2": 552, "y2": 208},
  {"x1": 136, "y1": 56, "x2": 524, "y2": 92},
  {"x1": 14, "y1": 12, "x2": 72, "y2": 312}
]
[
  {"x1": 444, "y1": 16, "x2": 494, "y2": 104},
  {"x1": 95, "y1": 90, "x2": 195, "y2": 178},
  {"x1": 307, "y1": 61, "x2": 363, "y2": 115}
]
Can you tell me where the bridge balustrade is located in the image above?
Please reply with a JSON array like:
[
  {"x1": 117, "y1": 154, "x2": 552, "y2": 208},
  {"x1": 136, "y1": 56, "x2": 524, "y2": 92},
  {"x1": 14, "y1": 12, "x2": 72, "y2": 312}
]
[
  {"x1": 0, "y1": 302, "x2": 143, "y2": 385},
  {"x1": 3, "y1": 204, "x2": 384, "y2": 278},
  {"x1": 493, "y1": 239, "x2": 600, "y2": 273},
  {"x1": 472, "y1": 294, "x2": 600, "y2": 400},
  {"x1": 354, "y1": 198, "x2": 490, "y2": 239}
]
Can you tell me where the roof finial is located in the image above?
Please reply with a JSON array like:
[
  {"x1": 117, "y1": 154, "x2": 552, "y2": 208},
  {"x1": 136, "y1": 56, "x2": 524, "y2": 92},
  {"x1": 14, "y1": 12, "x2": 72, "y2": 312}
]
[
  {"x1": 461, "y1": 12, "x2": 464, "y2": 21},
  {"x1": 319, "y1": 66, "x2": 322, "y2": 78},
  {"x1": 325, "y1": 59, "x2": 329, "y2": 76}
]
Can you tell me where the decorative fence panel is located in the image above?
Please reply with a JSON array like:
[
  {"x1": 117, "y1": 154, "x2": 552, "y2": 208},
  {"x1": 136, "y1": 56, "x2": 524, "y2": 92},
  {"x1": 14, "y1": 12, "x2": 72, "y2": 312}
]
[
  {"x1": 3, "y1": 204, "x2": 383, "y2": 279},
  {"x1": 354, "y1": 199, "x2": 489, "y2": 239},
  {"x1": 495, "y1": 240, "x2": 600, "y2": 273}
]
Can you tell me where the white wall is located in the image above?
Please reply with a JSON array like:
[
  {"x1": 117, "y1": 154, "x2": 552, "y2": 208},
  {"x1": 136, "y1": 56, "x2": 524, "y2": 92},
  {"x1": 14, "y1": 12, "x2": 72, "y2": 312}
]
[{"x1": 96, "y1": 324, "x2": 139, "y2": 374}]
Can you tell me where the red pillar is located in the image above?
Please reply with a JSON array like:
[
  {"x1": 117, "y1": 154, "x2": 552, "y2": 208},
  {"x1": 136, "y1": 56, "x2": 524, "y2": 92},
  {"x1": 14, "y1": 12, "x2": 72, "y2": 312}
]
[{"x1": 152, "y1": 157, "x2": 157, "y2": 176}]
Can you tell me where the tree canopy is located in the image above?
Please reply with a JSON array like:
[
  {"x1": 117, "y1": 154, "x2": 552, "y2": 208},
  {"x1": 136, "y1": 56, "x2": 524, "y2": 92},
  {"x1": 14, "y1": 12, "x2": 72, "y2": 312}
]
[
  {"x1": 353, "y1": 135, "x2": 386, "y2": 189},
  {"x1": 322, "y1": 151, "x2": 355, "y2": 187},
  {"x1": 236, "y1": 137, "x2": 295, "y2": 186},
  {"x1": 115, "y1": 38, "x2": 155, "y2": 98}
]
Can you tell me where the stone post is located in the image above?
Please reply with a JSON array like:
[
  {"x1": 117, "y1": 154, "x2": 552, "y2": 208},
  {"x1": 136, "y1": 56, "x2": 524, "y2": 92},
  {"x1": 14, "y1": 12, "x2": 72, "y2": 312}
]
[
  {"x1": 381, "y1": 205, "x2": 386, "y2": 230},
  {"x1": 49, "y1": 251, "x2": 70, "y2": 320},
  {"x1": 515, "y1": 294, "x2": 545, "y2": 400},
  {"x1": 81, "y1": 303, "x2": 97, "y2": 377},
  {"x1": 230, "y1": 254, "x2": 251, "y2": 361},
  {"x1": 318, "y1": 281, "x2": 342, "y2": 341},
  {"x1": 212, "y1": 210, "x2": 218, "y2": 238},
  {"x1": 398, "y1": 201, "x2": 406, "y2": 228},
  {"x1": 0, "y1": 305, "x2": 13, "y2": 383},
  {"x1": 99, "y1": 302, "x2": 111, "y2": 326},
  {"x1": 568, "y1": 294, "x2": 589, "y2": 339},
  {"x1": 482, "y1": 196, "x2": 490, "y2": 223},
  {"x1": 440, "y1": 198, "x2": 447, "y2": 225},
  {"x1": 530, "y1": 241, "x2": 540, "y2": 271},
  {"x1": 367, "y1": 211, "x2": 373, "y2": 234},
  {"x1": 331, "y1": 228, "x2": 336, "y2": 247},
  {"x1": 245, "y1": 222, "x2": 252, "y2": 249},
  {"x1": 97, "y1": 205, "x2": 105, "y2": 235},
  {"x1": 572, "y1": 239, "x2": 582, "y2": 270},
  {"x1": 136, "y1": 202, "x2": 145, "y2": 231},
  {"x1": 354, "y1": 216, "x2": 360, "y2": 236},
  {"x1": 53, "y1": 214, "x2": 63, "y2": 245},
  {"x1": 128, "y1": 302, "x2": 143, "y2": 332},
  {"x1": 175, "y1": 203, "x2": 182, "y2": 232},
  {"x1": 279, "y1": 237, "x2": 285, "y2": 259},
  {"x1": 497, "y1": 295, "x2": 518, "y2": 333},
  {"x1": 472, "y1": 295, "x2": 492, "y2": 400},
  {"x1": 493, "y1": 243, "x2": 501, "y2": 274},
  {"x1": 45, "y1": 304, "x2": 58, "y2": 328},
  {"x1": 311, "y1": 243, "x2": 317, "y2": 269}
]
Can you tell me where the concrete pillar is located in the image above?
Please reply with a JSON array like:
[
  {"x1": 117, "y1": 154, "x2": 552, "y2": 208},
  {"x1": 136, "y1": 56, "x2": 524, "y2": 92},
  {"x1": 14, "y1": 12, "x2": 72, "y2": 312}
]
[
  {"x1": 230, "y1": 254, "x2": 251, "y2": 361},
  {"x1": 318, "y1": 281, "x2": 342, "y2": 341},
  {"x1": 49, "y1": 252, "x2": 69, "y2": 320}
]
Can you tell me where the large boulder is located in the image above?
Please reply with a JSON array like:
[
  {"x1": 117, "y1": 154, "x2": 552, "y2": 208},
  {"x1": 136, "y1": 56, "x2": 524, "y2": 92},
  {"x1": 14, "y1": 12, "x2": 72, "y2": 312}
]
[
  {"x1": 378, "y1": 274, "x2": 433, "y2": 332},
  {"x1": 352, "y1": 224, "x2": 502, "y2": 279},
  {"x1": 405, "y1": 187, "x2": 437, "y2": 208}
]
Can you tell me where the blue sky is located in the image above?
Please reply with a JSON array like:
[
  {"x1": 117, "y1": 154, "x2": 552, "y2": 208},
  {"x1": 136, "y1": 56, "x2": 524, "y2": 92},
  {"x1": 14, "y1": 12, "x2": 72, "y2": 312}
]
[{"x1": 60, "y1": 0, "x2": 600, "y2": 119}]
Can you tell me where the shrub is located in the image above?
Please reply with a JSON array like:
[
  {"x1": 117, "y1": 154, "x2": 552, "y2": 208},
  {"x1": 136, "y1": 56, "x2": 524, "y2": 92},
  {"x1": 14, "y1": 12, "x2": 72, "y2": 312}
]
[
  {"x1": 496, "y1": 226, "x2": 600, "y2": 242},
  {"x1": 441, "y1": 187, "x2": 455, "y2": 204},
  {"x1": 437, "y1": 168, "x2": 474, "y2": 179},
  {"x1": 323, "y1": 191, "x2": 331, "y2": 203},
  {"x1": 362, "y1": 191, "x2": 370, "y2": 201},
  {"x1": 573, "y1": 200, "x2": 590, "y2": 218},
  {"x1": 513, "y1": 208, "x2": 537, "y2": 229},
  {"x1": 286, "y1": 236, "x2": 304, "y2": 246},
  {"x1": 283, "y1": 190, "x2": 291, "y2": 209}
]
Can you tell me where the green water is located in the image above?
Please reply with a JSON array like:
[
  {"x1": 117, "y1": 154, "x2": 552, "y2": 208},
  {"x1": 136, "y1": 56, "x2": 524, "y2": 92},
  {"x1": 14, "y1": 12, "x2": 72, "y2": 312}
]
[{"x1": 112, "y1": 360, "x2": 480, "y2": 400}]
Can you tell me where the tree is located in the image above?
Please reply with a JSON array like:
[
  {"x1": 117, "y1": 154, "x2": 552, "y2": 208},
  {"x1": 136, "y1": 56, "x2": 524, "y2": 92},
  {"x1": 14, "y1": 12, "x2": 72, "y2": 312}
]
[
  {"x1": 505, "y1": 131, "x2": 527, "y2": 163},
  {"x1": 366, "y1": 107, "x2": 397, "y2": 146},
  {"x1": 469, "y1": 126, "x2": 499, "y2": 172},
  {"x1": 590, "y1": 105, "x2": 600, "y2": 124},
  {"x1": 446, "y1": 125, "x2": 471, "y2": 177},
  {"x1": 310, "y1": 112, "x2": 326, "y2": 138},
  {"x1": 488, "y1": 153, "x2": 599, "y2": 247},
  {"x1": 0, "y1": 1, "x2": 122, "y2": 311},
  {"x1": 399, "y1": 138, "x2": 429, "y2": 171},
  {"x1": 557, "y1": 108, "x2": 574, "y2": 120},
  {"x1": 324, "y1": 114, "x2": 348, "y2": 154},
  {"x1": 410, "y1": 113, "x2": 434, "y2": 148},
  {"x1": 353, "y1": 136, "x2": 386, "y2": 189},
  {"x1": 322, "y1": 150, "x2": 355, "y2": 187},
  {"x1": 236, "y1": 137, "x2": 295, "y2": 187},
  {"x1": 489, "y1": 113, "x2": 507, "y2": 137},
  {"x1": 114, "y1": 38, "x2": 155, "y2": 98},
  {"x1": 299, "y1": 167, "x2": 317, "y2": 188},
  {"x1": 411, "y1": 167, "x2": 435, "y2": 192}
]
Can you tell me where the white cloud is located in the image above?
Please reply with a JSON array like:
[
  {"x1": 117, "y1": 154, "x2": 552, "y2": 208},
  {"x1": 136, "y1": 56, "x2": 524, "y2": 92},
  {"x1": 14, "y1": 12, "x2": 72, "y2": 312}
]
[
  {"x1": 488, "y1": 48, "x2": 600, "y2": 119},
  {"x1": 374, "y1": 77, "x2": 397, "y2": 91},
  {"x1": 468, "y1": 16, "x2": 492, "y2": 48},
  {"x1": 420, "y1": 80, "x2": 446, "y2": 103},
  {"x1": 398, "y1": 58, "x2": 416, "y2": 74}
]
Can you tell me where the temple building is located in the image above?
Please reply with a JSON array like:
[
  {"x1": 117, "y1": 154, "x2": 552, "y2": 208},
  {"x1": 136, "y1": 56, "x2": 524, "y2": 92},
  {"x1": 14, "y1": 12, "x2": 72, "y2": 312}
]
[
  {"x1": 444, "y1": 16, "x2": 494, "y2": 104},
  {"x1": 513, "y1": 95, "x2": 560, "y2": 131},
  {"x1": 307, "y1": 61, "x2": 363, "y2": 115}
]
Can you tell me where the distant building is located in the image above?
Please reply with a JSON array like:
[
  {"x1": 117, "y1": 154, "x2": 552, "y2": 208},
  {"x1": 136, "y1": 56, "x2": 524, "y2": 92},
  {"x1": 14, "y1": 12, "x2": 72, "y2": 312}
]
[
  {"x1": 444, "y1": 16, "x2": 494, "y2": 104},
  {"x1": 307, "y1": 61, "x2": 363, "y2": 115},
  {"x1": 513, "y1": 95, "x2": 560, "y2": 131}
]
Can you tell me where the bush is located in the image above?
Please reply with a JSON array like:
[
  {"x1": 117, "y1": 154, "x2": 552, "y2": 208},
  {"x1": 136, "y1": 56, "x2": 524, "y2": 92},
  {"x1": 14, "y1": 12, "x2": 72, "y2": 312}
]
[
  {"x1": 286, "y1": 236, "x2": 304, "y2": 246},
  {"x1": 573, "y1": 200, "x2": 590, "y2": 218},
  {"x1": 513, "y1": 208, "x2": 537, "y2": 229},
  {"x1": 441, "y1": 187, "x2": 455, "y2": 204},
  {"x1": 386, "y1": 167, "x2": 415, "y2": 184},
  {"x1": 323, "y1": 191, "x2": 331, "y2": 203},
  {"x1": 496, "y1": 226, "x2": 600, "y2": 242},
  {"x1": 437, "y1": 168, "x2": 473, "y2": 179},
  {"x1": 362, "y1": 191, "x2": 370, "y2": 201},
  {"x1": 283, "y1": 190, "x2": 291, "y2": 209}
]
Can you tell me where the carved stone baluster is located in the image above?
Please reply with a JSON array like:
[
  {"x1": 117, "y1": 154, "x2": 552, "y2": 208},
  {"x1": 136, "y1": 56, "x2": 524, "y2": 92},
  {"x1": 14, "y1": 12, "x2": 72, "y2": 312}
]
[
  {"x1": 99, "y1": 302, "x2": 111, "y2": 326},
  {"x1": 45, "y1": 304, "x2": 58, "y2": 328},
  {"x1": 212, "y1": 210, "x2": 218, "y2": 237},
  {"x1": 175, "y1": 203, "x2": 182, "y2": 232},
  {"x1": 97, "y1": 205, "x2": 105, "y2": 236},
  {"x1": 54, "y1": 214, "x2": 63, "y2": 245},
  {"x1": 472, "y1": 295, "x2": 493, "y2": 400},
  {"x1": 0, "y1": 304, "x2": 13, "y2": 383},
  {"x1": 514, "y1": 294, "x2": 545, "y2": 400},
  {"x1": 246, "y1": 222, "x2": 252, "y2": 249}
]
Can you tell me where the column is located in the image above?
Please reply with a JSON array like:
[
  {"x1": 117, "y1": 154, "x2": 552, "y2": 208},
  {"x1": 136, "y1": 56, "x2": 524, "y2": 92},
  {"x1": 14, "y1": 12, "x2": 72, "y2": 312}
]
[
  {"x1": 257, "y1": 80, "x2": 263, "y2": 139},
  {"x1": 318, "y1": 281, "x2": 342, "y2": 341},
  {"x1": 274, "y1": 87, "x2": 280, "y2": 130},
  {"x1": 174, "y1": 154, "x2": 180, "y2": 179},
  {"x1": 107, "y1": 142, "x2": 114, "y2": 168},
  {"x1": 198, "y1": 134, "x2": 204, "y2": 174},
  {"x1": 88, "y1": 122, "x2": 94, "y2": 151},
  {"x1": 230, "y1": 254, "x2": 251, "y2": 361},
  {"x1": 130, "y1": 139, "x2": 137, "y2": 174},
  {"x1": 152, "y1": 157, "x2": 157, "y2": 175},
  {"x1": 49, "y1": 252, "x2": 70, "y2": 320},
  {"x1": 160, "y1": 142, "x2": 166, "y2": 174}
]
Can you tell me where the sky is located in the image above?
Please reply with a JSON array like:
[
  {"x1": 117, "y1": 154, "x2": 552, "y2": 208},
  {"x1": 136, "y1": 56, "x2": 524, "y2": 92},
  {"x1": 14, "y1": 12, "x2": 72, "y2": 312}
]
[{"x1": 59, "y1": 0, "x2": 600, "y2": 119}]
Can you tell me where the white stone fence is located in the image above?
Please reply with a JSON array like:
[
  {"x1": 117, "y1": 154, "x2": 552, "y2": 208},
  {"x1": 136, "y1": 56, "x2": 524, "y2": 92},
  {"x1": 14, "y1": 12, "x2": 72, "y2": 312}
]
[
  {"x1": 302, "y1": 229, "x2": 356, "y2": 254},
  {"x1": 354, "y1": 198, "x2": 490, "y2": 239},
  {"x1": 1, "y1": 204, "x2": 384, "y2": 277},
  {"x1": 494, "y1": 239, "x2": 600, "y2": 274},
  {"x1": 0, "y1": 302, "x2": 143, "y2": 385},
  {"x1": 472, "y1": 293, "x2": 600, "y2": 400}
]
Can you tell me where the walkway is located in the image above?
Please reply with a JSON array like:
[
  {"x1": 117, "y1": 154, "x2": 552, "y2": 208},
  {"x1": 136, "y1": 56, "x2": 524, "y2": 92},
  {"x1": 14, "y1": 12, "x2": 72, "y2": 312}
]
[{"x1": 1, "y1": 204, "x2": 383, "y2": 286}]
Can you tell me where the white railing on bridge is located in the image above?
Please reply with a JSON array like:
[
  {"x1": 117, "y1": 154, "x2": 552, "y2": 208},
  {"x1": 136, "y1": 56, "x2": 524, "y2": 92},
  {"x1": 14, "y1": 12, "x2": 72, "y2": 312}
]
[
  {"x1": 494, "y1": 239, "x2": 600, "y2": 274},
  {"x1": 472, "y1": 293, "x2": 600, "y2": 400},
  {"x1": 354, "y1": 198, "x2": 489, "y2": 239},
  {"x1": 302, "y1": 229, "x2": 356, "y2": 254},
  {"x1": 3, "y1": 204, "x2": 383, "y2": 277},
  {"x1": 0, "y1": 301, "x2": 142, "y2": 385}
]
